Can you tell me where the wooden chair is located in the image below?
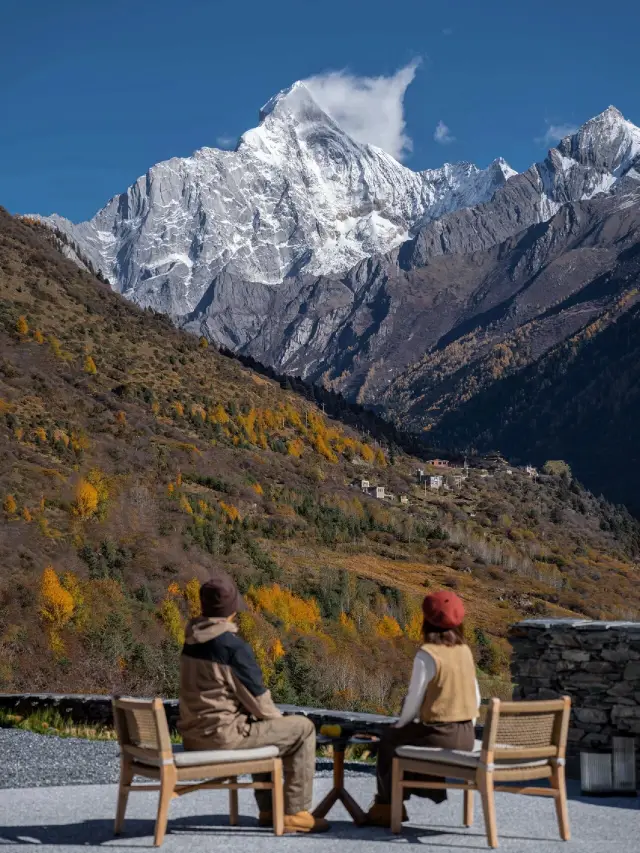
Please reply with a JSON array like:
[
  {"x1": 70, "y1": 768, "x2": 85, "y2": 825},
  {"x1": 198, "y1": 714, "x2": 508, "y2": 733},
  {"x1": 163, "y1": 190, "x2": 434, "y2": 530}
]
[
  {"x1": 391, "y1": 696, "x2": 571, "y2": 848},
  {"x1": 112, "y1": 697, "x2": 284, "y2": 845}
]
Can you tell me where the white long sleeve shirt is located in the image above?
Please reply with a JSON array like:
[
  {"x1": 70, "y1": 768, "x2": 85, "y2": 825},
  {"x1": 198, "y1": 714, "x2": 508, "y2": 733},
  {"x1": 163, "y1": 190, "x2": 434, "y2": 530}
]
[{"x1": 396, "y1": 648, "x2": 481, "y2": 728}]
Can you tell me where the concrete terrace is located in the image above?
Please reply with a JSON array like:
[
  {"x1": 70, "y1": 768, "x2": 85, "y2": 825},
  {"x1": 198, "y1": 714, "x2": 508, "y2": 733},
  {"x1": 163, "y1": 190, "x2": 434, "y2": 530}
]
[{"x1": 1, "y1": 775, "x2": 639, "y2": 852}]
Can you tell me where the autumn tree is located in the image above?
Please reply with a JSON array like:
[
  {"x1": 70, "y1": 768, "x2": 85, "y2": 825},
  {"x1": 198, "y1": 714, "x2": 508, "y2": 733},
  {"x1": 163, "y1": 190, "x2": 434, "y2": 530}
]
[
  {"x1": 185, "y1": 578, "x2": 202, "y2": 618},
  {"x1": 16, "y1": 315, "x2": 29, "y2": 336},
  {"x1": 3, "y1": 494, "x2": 17, "y2": 516},
  {"x1": 73, "y1": 479, "x2": 99, "y2": 518},
  {"x1": 33, "y1": 329, "x2": 44, "y2": 344},
  {"x1": 159, "y1": 597, "x2": 185, "y2": 647},
  {"x1": 84, "y1": 355, "x2": 98, "y2": 375},
  {"x1": 198, "y1": 336, "x2": 209, "y2": 349},
  {"x1": 40, "y1": 566, "x2": 75, "y2": 655}
]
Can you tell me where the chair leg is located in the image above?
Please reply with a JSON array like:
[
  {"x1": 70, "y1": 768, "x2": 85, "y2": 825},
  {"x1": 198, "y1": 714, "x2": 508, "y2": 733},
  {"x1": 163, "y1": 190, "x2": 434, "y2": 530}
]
[
  {"x1": 229, "y1": 777, "x2": 239, "y2": 827},
  {"x1": 463, "y1": 787, "x2": 474, "y2": 827},
  {"x1": 391, "y1": 758, "x2": 404, "y2": 834},
  {"x1": 272, "y1": 759, "x2": 284, "y2": 837},
  {"x1": 154, "y1": 766, "x2": 176, "y2": 847},
  {"x1": 552, "y1": 762, "x2": 571, "y2": 841},
  {"x1": 478, "y1": 771, "x2": 498, "y2": 848},
  {"x1": 114, "y1": 758, "x2": 134, "y2": 835}
]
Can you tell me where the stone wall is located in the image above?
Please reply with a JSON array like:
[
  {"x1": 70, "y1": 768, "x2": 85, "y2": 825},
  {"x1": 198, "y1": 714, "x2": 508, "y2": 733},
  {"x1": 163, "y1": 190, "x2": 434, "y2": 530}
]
[{"x1": 510, "y1": 618, "x2": 640, "y2": 774}]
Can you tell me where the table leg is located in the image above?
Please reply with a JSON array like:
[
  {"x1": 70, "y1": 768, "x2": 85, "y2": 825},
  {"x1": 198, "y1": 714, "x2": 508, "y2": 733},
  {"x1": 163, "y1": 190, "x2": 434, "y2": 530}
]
[{"x1": 312, "y1": 744, "x2": 367, "y2": 825}]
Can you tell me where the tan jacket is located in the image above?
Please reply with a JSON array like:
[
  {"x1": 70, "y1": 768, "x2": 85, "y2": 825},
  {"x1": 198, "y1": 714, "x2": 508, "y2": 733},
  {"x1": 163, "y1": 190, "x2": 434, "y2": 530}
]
[{"x1": 178, "y1": 617, "x2": 281, "y2": 748}]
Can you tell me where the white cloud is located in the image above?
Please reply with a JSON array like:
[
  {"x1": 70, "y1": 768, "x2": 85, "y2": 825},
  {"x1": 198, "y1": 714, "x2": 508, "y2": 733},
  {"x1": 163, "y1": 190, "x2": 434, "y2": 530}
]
[
  {"x1": 216, "y1": 135, "x2": 236, "y2": 149},
  {"x1": 434, "y1": 120, "x2": 455, "y2": 144},
  {"x1": 536, "y1": 122, "x2": 578, "y2": 147},
  {"x1": 304, "y1": 60, "x2": 420, "y2": 161}
]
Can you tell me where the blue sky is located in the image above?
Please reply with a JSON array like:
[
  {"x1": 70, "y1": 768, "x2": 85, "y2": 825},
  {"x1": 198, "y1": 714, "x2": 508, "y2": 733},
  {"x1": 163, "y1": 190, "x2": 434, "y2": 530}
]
[{"x1": 2, "y1": 0, "x2": 639, "y2": 222}]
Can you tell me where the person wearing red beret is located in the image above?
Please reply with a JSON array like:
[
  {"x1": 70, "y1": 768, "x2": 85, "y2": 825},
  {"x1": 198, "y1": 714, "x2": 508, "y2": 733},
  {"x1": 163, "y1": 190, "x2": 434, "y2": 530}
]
[{"x1": 366, "y1": 590, "x2": 480, "y2": 827}]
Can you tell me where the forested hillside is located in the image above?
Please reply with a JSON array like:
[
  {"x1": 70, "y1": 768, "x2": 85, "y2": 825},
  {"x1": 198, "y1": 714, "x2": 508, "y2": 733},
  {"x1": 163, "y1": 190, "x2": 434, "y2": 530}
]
[{"x1": 1, "y1": 209, "x2": 640, "y2": 713}]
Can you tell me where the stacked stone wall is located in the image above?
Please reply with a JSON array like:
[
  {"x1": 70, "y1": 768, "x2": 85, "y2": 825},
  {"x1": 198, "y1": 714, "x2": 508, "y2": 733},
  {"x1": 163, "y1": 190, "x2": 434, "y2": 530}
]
[{"x1": 510, "y1": 619, "x2": 640, "y2": 775}]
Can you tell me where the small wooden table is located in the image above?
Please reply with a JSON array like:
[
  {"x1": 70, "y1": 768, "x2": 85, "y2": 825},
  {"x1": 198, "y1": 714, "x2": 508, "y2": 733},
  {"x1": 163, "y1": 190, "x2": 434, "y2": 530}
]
[{"x1": 312, "y1": 735, "x2": 378, "y2": 826}]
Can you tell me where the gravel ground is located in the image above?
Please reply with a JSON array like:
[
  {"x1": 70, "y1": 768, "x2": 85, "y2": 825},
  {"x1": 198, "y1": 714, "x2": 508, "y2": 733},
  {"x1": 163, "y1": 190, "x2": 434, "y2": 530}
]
[{"x1": 0, "y1": 729, "x2": 373, "y2": 789}]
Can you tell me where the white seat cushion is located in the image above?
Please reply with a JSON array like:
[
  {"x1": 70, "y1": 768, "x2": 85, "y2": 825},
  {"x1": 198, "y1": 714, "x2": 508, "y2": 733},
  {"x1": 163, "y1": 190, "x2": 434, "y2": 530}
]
[
  {"x1": 396, "y1": 740, "x2": 549, "y2": 770},
  {"x1": 173, "y1": 745, "x2": 279, "y2": 767},
  {"x1": 131, "y1": 745, "x2": 279, "y2": 768}
]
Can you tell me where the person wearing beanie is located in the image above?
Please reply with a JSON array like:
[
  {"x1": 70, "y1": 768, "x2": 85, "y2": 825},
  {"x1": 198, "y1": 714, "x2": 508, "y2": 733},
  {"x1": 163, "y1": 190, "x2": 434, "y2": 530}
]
[
  {"x1": 366, "y1": 590, "x2": 480, "y2": 828},
  {"x1": 178, "y1": 574, "x2": 329, "y2": 834}
]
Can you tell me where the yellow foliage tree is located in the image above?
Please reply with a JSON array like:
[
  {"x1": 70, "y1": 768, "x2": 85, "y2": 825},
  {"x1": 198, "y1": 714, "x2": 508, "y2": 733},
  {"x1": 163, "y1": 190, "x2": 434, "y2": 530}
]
[
  {"x1": 185, "y1": 578, "x2": 202, "y2": 618},
  {"x1": 405, "y1": 609, "x2": 423, "y2": 642},
  {"x1": 376, "y1": 614, "x2": 403, "y2": 639},
  {"x1": 339, "y1": 611, "x2": 356, "y2": 634},
  {"x1": 22, "y1": 507, "x2": 32, "y2": 523},
  {"x1": 375, "y1": 448, "x2": 387, "y2": 467},
  {"x1": 3, "y1": 494, "x2": 17, "y2": 515},
  {"x1": 360, "y1": 444, "x2": 375, "y2": 463},
  {"x1": 159, "y1": 598, "x2": 185, "y2": 646},
  {"x1": 176, "y1": 471, "x2": 183, "y2": 487},
  {"x1": 40, "y1": 565, "x2": 75, "y2": 643},
  {"x1": 34, "y1": 427, "x2": 47, "y2": 443},
  {"x1": 115, "y1": 410, "x2": 127, "y2": 426},
  {"x1": 219, "y1": 501, "x2": 240, "y2": 522},
  {"x1": 84, "y1": 355, "x2": 97, "y2": 375},
  {"x1": 287, "y1": 438, "x2": 304, "y2": 458},
  {"x1": 33, "y1": 329, "x2": 45, "y2": 344},
  {"x1": 73, "y1": 479, "x2": 99, "y2": 518},
  {"x1": 179, "y1": 494, "x2": 193, "y2": 515},
  {"x1": 209, "y1": 403, "x2": 229, "y2": 425},
  {"x1": 252, "y1": 483, "x2": 264, "y2": 496},
  {"x1": 167, "y1": 482, "x2": 175, "y2": 496},
  {"x1": 16, "y1": 315, "x2": 29, "y2": 336},
  {"x1": 198, "y1": 336, "x2": 209, "y2": 349},
  {"x1": 172, "y1": 401, "x2": 185, "y2": 417},
  {"x1": 249, "y1": 584, "x2": 321, "y2": 633}
]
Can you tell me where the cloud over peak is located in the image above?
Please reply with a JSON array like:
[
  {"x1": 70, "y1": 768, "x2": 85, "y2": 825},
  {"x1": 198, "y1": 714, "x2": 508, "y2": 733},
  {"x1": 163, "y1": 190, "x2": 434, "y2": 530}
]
[
  {"x1": 434, "y1": 120, "x2": 455, "y2": 144},
  {"x1": 537, "y1": 122, "x2": 578, "y2": 147},
  {"x1": 304, "y1": 60, "x2": 420, "y2": 161}
]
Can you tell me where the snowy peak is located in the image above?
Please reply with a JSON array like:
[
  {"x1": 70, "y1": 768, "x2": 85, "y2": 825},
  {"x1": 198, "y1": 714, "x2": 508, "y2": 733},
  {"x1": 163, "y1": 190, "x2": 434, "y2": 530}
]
[
  {"x1": 259, "y1": 80, "x2": 325, "y2": 123},
  {"x1": 557, "y1": 105, "x2": 640, "y2": 177}
]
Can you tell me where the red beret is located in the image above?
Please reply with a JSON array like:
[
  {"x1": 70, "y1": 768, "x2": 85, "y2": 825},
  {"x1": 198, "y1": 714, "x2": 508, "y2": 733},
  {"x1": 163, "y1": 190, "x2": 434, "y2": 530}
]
[{"x1": 422, "y1": 590, "x2": 465, "y2": 629}]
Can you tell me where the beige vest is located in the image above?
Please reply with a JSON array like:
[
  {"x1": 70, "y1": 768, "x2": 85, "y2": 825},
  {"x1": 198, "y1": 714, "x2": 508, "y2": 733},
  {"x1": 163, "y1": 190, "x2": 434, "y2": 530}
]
[{"x1": 419, "y1": 643, "x2": 478, "y2": 724}]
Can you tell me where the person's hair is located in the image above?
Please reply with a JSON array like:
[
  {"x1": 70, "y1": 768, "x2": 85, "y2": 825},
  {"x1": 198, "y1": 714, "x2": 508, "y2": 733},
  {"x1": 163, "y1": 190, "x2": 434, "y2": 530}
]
[{"x1": 422, "y1": 619, "x2": 465, "y2": 646}]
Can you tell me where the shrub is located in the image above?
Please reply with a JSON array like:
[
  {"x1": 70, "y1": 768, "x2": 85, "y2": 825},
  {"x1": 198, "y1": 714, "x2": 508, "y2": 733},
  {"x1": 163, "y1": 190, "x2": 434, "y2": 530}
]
[
  {"x1": 84, "y1": 355, "x2": 97, "y2": 375},
  {"x1": 16, "y1": 315, "x2": 29, "y2": 335}
]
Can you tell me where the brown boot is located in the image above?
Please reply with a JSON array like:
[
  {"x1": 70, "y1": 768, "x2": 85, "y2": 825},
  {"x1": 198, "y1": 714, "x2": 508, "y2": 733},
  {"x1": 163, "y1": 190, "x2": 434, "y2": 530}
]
[
  {"x1": 283, "y1": 811, "x2": 330, "y2": 833},
  {"x1": 365, "y1": 802, "x2": 408, "y2": 827}
]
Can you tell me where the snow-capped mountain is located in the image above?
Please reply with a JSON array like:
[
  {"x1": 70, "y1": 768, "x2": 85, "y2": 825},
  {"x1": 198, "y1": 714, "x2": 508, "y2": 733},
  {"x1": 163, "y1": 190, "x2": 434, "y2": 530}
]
[
  {"x1": 36, "y1": 81, "x2": 515, "y2": 314},
  {"x1": 34, "y1": 92, "x2": 640, "y2": 400}
]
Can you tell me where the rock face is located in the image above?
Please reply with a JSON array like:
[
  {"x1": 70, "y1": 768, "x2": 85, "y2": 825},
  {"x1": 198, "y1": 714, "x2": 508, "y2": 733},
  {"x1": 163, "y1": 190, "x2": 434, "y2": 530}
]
[
  {"x1": 510, "y1": 619, "x2": 640, "y2": 778},
  {"x1": 35, "y1": 81, "x2": 514, "y2": 318}
]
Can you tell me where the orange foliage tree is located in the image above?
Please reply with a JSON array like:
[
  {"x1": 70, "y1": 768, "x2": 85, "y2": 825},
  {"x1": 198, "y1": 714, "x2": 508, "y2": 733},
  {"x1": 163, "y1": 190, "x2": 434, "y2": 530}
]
[
  {"x1": 16, "y1": 315, "x2": 29, "y2": 336},
  {"x1": 3, "y1": 494, "x2": 17, "y2": 516},
  {"x1": 84, "y1": 355, "x2": 97, "y2": 375}
]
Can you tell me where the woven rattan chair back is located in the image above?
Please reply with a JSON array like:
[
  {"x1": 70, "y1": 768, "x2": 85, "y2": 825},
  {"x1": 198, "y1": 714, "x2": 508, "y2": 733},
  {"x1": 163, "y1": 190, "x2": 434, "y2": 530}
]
[
  {"x1": 482, "y1": 698, "x2": 569, "y2": 762},
  {"x1": 113, "y1": 697, "x2": 173, "y2": 763}
]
